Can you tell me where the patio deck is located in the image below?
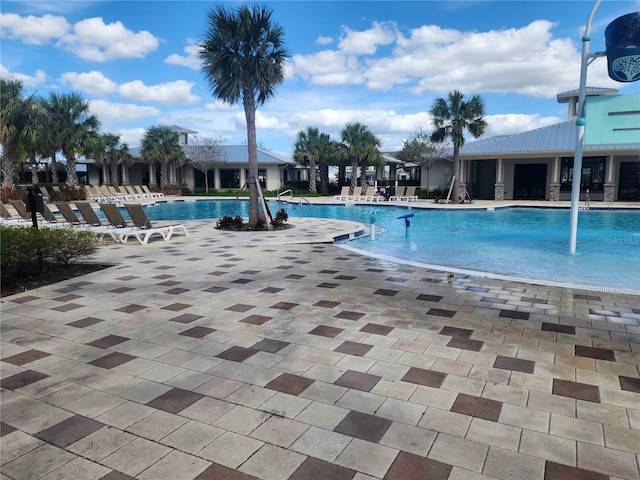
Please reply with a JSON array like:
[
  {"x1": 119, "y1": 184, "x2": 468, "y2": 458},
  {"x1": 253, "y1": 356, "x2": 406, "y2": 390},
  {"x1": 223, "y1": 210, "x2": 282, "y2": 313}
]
[{"x1": 1, "y1": 217, "x2": 639, "y2": 480}]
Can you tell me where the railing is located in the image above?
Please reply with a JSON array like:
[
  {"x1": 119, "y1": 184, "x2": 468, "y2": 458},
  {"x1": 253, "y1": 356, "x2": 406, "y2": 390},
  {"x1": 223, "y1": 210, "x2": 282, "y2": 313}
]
[
  {"x1": 277, "y1": 189, "x2": 293, "y2": 201},
  {"x1": 299, "y1": 197, "x2": 318, "y2": 218}
]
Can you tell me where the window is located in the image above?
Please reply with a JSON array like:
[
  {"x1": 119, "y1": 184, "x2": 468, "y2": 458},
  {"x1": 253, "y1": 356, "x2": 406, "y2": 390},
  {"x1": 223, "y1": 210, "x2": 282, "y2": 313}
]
[
  {"x1": 245, "y1": 169, "x2": 266, "y2": 188},
  {"x1": 560, "y1": 157, "x2": 605, "y2": 192}
]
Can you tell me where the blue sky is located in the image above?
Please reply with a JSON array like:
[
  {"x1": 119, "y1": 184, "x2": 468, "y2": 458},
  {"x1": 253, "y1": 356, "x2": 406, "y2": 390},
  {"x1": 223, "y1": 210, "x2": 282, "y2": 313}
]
[{"x1": 2, "y1": 0, "x2": 639, "y2": 157}]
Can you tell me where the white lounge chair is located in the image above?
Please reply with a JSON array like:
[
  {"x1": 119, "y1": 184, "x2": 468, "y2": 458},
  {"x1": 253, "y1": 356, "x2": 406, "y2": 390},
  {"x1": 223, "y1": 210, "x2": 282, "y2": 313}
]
[
  {"x1": 123, "y1": 203, "x2": 188, "y2": 244},
  {"x1": 389, "y1": 187, "x2": 406, "y2": 202},
  {"x1": 333, "y1": 186, "x2": 350, "y2": 201}
]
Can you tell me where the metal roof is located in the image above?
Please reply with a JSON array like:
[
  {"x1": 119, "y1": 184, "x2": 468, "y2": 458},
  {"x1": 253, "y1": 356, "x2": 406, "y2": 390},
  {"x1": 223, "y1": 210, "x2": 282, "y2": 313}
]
[
  {"x1": 456, "y1": 120, "x2": 640, "y2": 157},
  {"x1": 556, "y1": 87, "x2": 618, "y2": 103},
  {"x1": 127, "y1": 144, "x2": 294, "y2": 164}
]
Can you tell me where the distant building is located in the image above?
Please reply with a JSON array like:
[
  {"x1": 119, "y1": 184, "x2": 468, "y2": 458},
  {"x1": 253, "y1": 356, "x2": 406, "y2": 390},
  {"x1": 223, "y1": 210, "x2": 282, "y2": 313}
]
[
  {"x1": 87, "y1": 126, "x2": 295, "y2": 192},
  {"x1": 454, "y1": 88, "x2": 639, "y2": 202}
]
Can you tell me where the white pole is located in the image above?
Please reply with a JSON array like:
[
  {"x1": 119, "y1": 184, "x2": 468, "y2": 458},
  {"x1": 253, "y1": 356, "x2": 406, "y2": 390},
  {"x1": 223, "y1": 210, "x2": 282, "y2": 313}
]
[{"x1": 569, "y1": 0, "x2": 602, "y2": 254}]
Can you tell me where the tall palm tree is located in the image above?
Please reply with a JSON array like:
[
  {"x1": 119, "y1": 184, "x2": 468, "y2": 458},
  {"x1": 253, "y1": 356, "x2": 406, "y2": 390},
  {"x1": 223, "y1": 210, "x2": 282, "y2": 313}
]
[
  {"x1": 340, "y1": 122, "x2": 382, "y2": 195},
  {"x1": 44, "y1": 92, "x2": 101, "y2": 188},
  {"x1": 199, "y1": 4, "x2": 288, "y2": 226},
  {"x1": 293, "y1": 127, "x2": 331, "y2": 193},
  {"x1": 36, "y1": 97, "x2": 60, "y2": 184},
  {"x1": 0, "y1": 78, "x2": 37, "y2": 189},
  {"x1": 140, "y1": 125, "x2": 185, "y2": 189},
  {"x1": 319, "y1": 139, "x2": 341, "y2": 195},
  {"x1": 430, "y1": 90, "x2": 487, "y2": 202}
]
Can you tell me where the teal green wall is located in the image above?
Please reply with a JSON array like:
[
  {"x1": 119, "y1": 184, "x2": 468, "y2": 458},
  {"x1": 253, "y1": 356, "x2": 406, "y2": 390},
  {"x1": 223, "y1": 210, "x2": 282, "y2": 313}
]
[{"x1": 585, "y1": 93, "x2": 640, "y2": 145}]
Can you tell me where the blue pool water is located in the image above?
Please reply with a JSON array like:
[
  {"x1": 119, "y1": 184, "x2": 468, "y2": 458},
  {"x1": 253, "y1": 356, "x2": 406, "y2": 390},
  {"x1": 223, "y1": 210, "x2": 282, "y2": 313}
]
[{"x1": 142, "y1": 199, "x2": 640, "y2": 292}]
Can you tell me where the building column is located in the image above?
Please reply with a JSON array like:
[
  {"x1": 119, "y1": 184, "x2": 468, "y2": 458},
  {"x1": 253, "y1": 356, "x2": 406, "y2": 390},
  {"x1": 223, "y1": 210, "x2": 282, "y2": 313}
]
[
  {"x1": 168, "y1": 162, "x2": 176, "y2": 185},
  {"x1": 604, "y1": 154, "x2": 616, "y2": 202},
  {"x1": 148, "y1": 163, "x2": 157, "y2": 187},
  {"x1": 214, "y1": 168, "x2": 221, "y2": 190},
  {"x1": 102, "y1": 164, "x2": 109, "y2": 185},
  {"x1": 494, "y1": 158, "x2": 504, "y2": 200},
  {"x1": 121, "y1": 164, "x2": 129, "y2": 185},
  {"x1": 549, "y1": 157, "x2": 561, "y2": 201},
  {"x1": 239, "y1": 168, "x2": 246, "y2": 188}
]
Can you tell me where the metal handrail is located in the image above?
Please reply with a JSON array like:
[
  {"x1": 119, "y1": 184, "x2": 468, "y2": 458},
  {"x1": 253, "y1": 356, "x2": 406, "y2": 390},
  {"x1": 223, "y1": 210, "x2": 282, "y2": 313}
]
[
  {"x1": 299, "y1": 197, "x2": 318, "y2": 218},
  {"x1": 277, "y1": 189, "x2": 293, "y2": 201}
]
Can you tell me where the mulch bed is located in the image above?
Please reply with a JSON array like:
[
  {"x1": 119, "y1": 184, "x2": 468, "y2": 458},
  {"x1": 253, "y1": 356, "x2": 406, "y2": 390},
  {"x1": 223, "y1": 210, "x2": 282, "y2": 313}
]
[{"x1": 1, "y1": 263, "x2": 112, "y2": 298}]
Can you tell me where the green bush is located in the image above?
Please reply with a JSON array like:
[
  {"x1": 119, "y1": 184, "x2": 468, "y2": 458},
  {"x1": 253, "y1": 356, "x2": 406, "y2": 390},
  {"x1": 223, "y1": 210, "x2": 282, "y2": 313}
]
[
  {"x1": 216, "y1": 215, "x2": 245, "y2": 230},
  {"x1": 272, "y1": 208, "x2": 289, "y2": 227},
  {"x1": 0, "y1": 225, "x2": 101, "y2": 284}
]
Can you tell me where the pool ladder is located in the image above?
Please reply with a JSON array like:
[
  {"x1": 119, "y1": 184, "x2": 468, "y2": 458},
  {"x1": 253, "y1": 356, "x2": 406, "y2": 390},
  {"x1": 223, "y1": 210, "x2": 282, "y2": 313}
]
[{"x1": 276, "y1": 189, "x2": 318, "y2": 218}]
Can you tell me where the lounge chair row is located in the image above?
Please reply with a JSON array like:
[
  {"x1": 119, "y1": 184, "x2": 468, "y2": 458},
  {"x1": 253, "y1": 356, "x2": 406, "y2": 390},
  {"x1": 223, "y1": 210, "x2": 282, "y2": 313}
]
[
  {"x1": 1, "y1": 200, "x2": 186, "y2": 245},
  {"x1": 333, "y1": 186, "x2": 385, "y2": 202},
  {"x1": 389, "y1": 186, "x2": 418, "y2": 202},
  {"x1": 38, "y1": 185, "x2": 164, "y2": 203}
]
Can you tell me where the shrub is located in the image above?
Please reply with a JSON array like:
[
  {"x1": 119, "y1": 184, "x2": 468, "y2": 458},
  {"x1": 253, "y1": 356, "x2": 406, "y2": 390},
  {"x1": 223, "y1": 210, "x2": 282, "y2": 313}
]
[
  {"x1": 272, "y1": 208, "x2": 289, "y2": 227},
  {"x1": 46, "y1": 185, "x2": 87, "y2": 202},
  {"x1": 0, "y1": 225, "x2": 101, "y2": 286},
  {"x1": 161, "y1": 185, "x2": 183, "y2": 196},
  {"x1": 216, "y1": 215, "x2": 244, "y2": 230}
]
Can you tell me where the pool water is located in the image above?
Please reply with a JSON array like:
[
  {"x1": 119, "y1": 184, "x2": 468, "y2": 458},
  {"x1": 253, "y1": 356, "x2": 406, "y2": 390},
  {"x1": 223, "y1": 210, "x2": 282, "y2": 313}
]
[{"x1": 142, "y1": 200, "x2": 640, "y2": 292}]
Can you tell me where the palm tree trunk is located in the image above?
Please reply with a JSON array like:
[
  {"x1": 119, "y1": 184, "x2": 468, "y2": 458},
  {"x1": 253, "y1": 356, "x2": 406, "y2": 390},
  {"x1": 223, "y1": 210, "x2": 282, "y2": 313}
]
[
  {"x1": 65, "y1": 153, "x2": 78, "y2": 187},
  {"x1": 1, "y1": 154, "x2": 15, "y2": 189},
  {"x1": 320, "y1": 164, "x2": 329, "y2": 194},
  {"x1": 110, "y1": 160, "x2": 119, "y2": 187},
  {"x1": 309, "y1": 157, "x2": 317, "y2": 193},
  {"x1": 349, "y1": 159, "x2": 359, "y2": 195},
  {"x1": 453, "y1": 145, "x2": 461, "y2": 203},
  {"x1": 205, "y1": 170, "x2": 209, "y2": 193},
  {"x1": 159, "y1": 160, "x2": 168, "y2": 189},
  {"x1": 243, "y1": 93, "x2": 259, "y2": 226},
  {"x1": 50, "y1": 155, "x2": 59, "y2": 184}
]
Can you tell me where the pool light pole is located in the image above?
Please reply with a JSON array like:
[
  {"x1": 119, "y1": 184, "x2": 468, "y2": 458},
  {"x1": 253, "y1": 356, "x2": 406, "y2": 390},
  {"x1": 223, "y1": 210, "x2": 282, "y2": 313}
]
[
  {"x1": 569, "y1": 3, "x2": 640, "y2": 254},
  {"x1": 569, "y1": 0, "x2": 604, "y2": 254}
]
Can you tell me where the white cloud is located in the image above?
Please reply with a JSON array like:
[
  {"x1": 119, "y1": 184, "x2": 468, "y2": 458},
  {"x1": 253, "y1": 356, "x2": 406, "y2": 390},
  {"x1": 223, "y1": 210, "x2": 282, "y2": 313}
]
[
  {"x1": 0, "y1": 13, "x2": 70, "y2": 45},
  {"x1": 115, "y1": 127, "x2": 147, "y2": 148},
  {"x1": 56, "y1": 17, "x2": 159, "y2": 61},
  {"x1": 118, "y1": 79, "x2": 200, "y2": 105},
  {"x1": 338, "y1": 21, "x2": 396, "y2": 55},
  {"x1": 291, "y1": 50, "x2": 364, "y2": 85},
  {"x1": 0, "y1": 65, "x2": 47, "y2": 87},
  {"x1": 316, "y1": 35, "x2": 334, "y2": 45},
  {"x1": 290, "y1": 19, "x2": 626, "y2": 99},
  {"x1": 165, "y1": 41, "x2": 202, "y2": 70},
  {"x1": 204, "y1": 100, "x2": 237, "y2": 111},
  {"x1": 58, "y1": 70, "x2": 117, "y2": 96},
  {"x1": 88, "y1": 99, "x2": 160, "y2": 124}
]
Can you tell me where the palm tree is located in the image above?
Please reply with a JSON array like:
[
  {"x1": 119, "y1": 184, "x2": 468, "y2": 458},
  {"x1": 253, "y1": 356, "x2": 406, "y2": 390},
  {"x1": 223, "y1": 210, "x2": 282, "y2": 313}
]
[
  {"x1": 44, "y1": 92, "x2": 101, "y2": 188},
  {"x1": 293, "y1": 127, "x2": 331, "y2": 193},
  {"x1": 430, "y1": 90, "x2": 487, "y2": 202},
  {"x1": 340, "y1": 122, "x2": 382, "y2": 195},
  {"x1": 0, "y1": 78, "x2": 37, "y2": 189},
  {"x1": 88, "y1": 133, "x2": 131, "y2": 187},
  {"x1": 36, "y1": 97, "x2": 60, "y2": 184},
  {"x1": 199, "y1": 4, "x2": 288, "y2": 226},
  {"x1": 140, "y1": 125, "x2": 185, "y2": 190}
]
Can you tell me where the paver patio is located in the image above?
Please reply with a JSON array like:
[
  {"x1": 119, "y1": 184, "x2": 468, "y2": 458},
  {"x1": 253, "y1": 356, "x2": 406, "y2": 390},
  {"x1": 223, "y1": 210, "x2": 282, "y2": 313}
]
[{"x1": 1, "y1": 215, "x2": 639, "y2": 479}]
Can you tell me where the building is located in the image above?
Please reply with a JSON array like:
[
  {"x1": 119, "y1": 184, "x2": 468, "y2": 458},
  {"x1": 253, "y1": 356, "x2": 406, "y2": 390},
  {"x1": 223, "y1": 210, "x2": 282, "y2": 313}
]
[
  {"x1": 87, "y1": 126, "x2": 295, "y2": 192},
  {"x1": 455, "y1": 88, "x2": 640, "y2": 202}
]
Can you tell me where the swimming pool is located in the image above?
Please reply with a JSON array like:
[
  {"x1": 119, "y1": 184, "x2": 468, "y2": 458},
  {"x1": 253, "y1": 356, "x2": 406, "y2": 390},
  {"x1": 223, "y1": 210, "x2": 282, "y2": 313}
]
[{"x1": 142, "y1": 199, "x2": 640, "y2": 292}]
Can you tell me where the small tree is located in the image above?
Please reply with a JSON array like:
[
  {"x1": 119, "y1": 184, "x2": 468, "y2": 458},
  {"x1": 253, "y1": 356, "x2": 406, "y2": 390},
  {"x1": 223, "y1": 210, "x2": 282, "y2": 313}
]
[
  {"x1": 430, "y1": 90, "x2": 487, "y2": 202},
  {"x1": 187, "y1": 135, "x2": 226, "y2": 193},
  {"x1": 396, "y1": 129, "x2": 449, "y2": 193}
]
